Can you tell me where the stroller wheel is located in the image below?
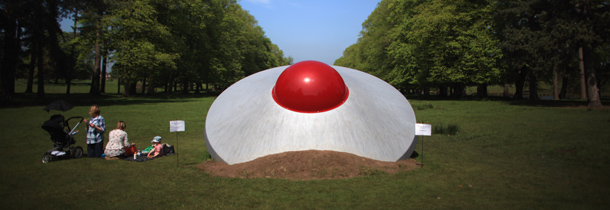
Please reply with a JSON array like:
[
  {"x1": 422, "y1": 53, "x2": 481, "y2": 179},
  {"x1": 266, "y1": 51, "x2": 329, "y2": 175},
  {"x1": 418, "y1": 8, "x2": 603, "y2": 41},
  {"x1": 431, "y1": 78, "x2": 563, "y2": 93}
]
[
  {"x1": 72, "y1": 146, "x2": 83, "y2": 158},
  {"x1": 42, "y1": 154, "x2": 52, "y2": 163}
]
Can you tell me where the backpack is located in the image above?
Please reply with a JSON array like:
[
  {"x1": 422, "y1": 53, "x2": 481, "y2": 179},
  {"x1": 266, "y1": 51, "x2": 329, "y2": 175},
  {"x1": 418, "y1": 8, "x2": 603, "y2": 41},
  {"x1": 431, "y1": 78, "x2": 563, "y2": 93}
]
[{"x1": 162, "y1": 143, "x2": 175, "y2": 155}]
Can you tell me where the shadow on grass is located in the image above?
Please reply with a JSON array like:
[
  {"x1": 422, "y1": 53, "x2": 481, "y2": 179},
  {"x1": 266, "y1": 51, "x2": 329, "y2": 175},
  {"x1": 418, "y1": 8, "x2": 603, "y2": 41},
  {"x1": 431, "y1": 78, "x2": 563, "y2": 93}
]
[
  {"x1": 408, "y1": 94, "x2": 608, "y2": 108},
  {"x1": 505, "y1": 99, "x2": 592, "y2": 107},
  {"x1": 5, "y1": 92, "x2": 218, "y2": 109}
]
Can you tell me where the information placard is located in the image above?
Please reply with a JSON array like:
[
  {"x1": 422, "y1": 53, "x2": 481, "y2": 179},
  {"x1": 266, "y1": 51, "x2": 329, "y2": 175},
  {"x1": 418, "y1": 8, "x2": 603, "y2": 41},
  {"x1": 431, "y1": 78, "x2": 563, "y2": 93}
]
[
  {"x1": 170, "y1": 120, "x2": 185, "y2": 132},
  {"x1": 415, "y1": 123, "x2": 432, "y2": 136}
]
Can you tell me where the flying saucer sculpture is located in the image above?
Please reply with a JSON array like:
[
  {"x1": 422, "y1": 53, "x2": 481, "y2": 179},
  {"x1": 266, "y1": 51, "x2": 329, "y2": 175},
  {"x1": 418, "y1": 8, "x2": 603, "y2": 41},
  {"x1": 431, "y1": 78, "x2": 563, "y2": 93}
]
[{"x1": 204, "y1": 61, "x2": 417, "y2": 165}]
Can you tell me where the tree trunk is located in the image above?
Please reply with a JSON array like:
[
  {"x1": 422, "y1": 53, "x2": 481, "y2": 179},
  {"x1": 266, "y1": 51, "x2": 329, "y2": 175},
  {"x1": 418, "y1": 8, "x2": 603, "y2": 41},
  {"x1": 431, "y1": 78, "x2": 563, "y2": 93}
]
[
  {"x1": 129, "y1": 82, "x2": 137, "y2": 95},
  {"x1": 528, "y1": 71, "x2": 539, "y2": 101},
  {"x1": 182, "y1": 79, "x2": 189, "y2": 94},
  {"x1": 514, "y1": 68, "x2": 528, "y2": 99},
  {"x1": 166, "y1": 76, "x2": 172, "y2": 94},
  {"x1": 477, "y1": 84, "x2": 488, "y2": 98},
  {"x1": 582, "y1": 46, "x2": 603, "y2": 107},
  {"x1": 89, "y1": 22, "x2": 101, "y2": 96},
  {"x1": 65, "y1": 60, "x2": 73, "y2": 95},
  {"x1": 123, "y1": 80, "x2": 137, "y2": 97},
  {"x1": 26, "y1": 53, "x2": 36, "y2": 93},
  {"x1": 439, "y1": 86, "x2": 447, "y2": 97},
  {"x1": 559, "y1": 75, "x2": 569, "y2": 99},
  {"x1": 451, "y1": 84, "x2": 464, "y2": 99},
  {"x1": 164, "y1": 79, "x2": 169, "y2": 94},
  {"x1": 553, "y1": 64, "x2": 559, "y2": 100},
  {"x1": 503, "y1": 83, "x2": 509, "y2": 98},
  {"x1": 578, "y1": 47, "x2": 587, "y2": 99},
  {"x1": 36, "y1": 36, "x2": 45, "y2": 98},
  {"x1": 142, "y1": 78, "x2": 147, "y2": 95},
  {"x1": 122, "y1": 80, "x2": 130, "y2": 97},
  {"x1": 1, "y1": 15, "x2": 18, "y2": 103},
  {"x1": 147, "y1": 75, "x2": 155, "y2": 95},
  {"x1": 66, "y1": 9, "x2": 79, "y2": 95},
  {"x1": 194, "y1": 82, "x2": 201, "y2": 94},
  {"x1": 101, "y1": 55, "x2": 107, "y2": 93}
]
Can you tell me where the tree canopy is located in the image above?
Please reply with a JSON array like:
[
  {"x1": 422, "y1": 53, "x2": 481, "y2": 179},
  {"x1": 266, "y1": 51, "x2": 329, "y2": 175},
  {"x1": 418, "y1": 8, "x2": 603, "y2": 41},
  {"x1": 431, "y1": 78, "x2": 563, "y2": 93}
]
[
  {"x1": 335, "y1": 0, "x2": 608, "y2": 106},
  {"x1": 0, "y1": 0, "x2": 292, "y2": 101}
]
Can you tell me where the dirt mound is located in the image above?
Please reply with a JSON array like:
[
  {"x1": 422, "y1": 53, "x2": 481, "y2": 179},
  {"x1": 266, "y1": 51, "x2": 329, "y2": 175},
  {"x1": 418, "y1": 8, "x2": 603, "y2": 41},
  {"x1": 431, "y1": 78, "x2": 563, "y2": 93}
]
[{"x1": 198, "y1": 150, "x2": 420, "y2": 180}]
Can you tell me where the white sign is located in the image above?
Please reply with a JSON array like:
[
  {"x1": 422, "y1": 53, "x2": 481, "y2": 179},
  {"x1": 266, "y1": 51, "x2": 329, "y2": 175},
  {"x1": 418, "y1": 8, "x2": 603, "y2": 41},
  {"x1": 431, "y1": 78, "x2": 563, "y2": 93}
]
[
  {"x1": 415, "y1": 123, "x2": 432, "y2": 136},
  {"x1": 170, "y1": 120, "x2": 185, "y2": 132}
]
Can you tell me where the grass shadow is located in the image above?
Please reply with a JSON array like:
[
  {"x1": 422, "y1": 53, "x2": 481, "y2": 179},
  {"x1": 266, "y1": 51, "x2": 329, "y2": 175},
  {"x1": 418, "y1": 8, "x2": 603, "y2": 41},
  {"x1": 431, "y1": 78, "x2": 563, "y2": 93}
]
[
  {"x1": 503, "y1": 97, "x2": 610, "y2": 108},
  {"x1": 407, "y1": 94, "x2": 608, "y2": 108},
  {"x1": 5, "y1": 92, "x2": 218, "y2": 109}
]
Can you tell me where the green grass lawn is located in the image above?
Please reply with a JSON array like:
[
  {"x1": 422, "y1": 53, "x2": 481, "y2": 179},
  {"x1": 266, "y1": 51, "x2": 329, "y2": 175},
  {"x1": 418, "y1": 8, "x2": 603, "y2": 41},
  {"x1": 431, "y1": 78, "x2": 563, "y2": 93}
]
[{"x1": 1, "y1": 88, "x2": 609, "y2": 209}]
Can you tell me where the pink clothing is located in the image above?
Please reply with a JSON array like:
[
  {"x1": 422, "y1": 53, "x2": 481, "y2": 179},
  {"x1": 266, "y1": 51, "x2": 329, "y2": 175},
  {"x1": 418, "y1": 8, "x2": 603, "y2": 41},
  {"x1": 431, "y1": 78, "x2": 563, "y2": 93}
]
[{"x1": 152, "y1": 143, "x2": 164, "y2": 157}]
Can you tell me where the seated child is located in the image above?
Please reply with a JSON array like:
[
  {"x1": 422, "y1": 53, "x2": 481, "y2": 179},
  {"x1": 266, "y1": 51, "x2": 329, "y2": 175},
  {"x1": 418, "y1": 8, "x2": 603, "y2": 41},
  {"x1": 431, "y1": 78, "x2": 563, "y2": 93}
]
[{"x1": 147, "y1": 136, "x2": 164, "y2": 158}]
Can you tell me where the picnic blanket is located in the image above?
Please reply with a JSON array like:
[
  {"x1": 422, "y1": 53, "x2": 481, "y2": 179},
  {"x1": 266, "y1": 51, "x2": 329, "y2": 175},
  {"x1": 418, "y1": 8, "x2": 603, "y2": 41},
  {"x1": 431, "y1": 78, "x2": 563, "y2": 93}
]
[{"x1": 120, "y1": 145, "x2": 175, "y2": 162}]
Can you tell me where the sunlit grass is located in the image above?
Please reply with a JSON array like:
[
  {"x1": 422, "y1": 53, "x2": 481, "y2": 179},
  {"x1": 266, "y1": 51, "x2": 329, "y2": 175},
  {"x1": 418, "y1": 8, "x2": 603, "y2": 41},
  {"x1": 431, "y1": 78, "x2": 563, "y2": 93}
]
[{"x1": 1, "y1": 89, "x2": 609, "y2": 209}]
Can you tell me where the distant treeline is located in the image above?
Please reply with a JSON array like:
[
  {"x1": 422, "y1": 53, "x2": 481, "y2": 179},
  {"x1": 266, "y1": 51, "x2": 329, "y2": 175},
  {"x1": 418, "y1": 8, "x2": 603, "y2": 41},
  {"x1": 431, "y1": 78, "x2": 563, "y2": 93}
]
[
  {"x1": 334, "y1": 0, "x2": 608, "y2": 107},
  {"x1": 0, "y1": 0, "x2": 293, "y2": 103}
]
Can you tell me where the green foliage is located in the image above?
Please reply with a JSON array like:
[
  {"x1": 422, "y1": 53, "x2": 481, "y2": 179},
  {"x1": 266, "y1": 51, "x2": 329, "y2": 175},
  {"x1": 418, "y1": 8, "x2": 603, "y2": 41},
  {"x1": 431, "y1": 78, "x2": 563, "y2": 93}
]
[
  {"x1": 336, "y1": 0, "x2": 503, "y2": 92},
  {"x1": 494, "y1": 0, "x2": 608, "y2": 105},
  {"x1": 105, "y1": 0, "x2": 178, "y2": 84},
  {"x1": 336, "y1": 0, "x2": 609, "y2": 100},
  {"x1": 3, "y1": 0, "x2": 292, "y2": 98}
]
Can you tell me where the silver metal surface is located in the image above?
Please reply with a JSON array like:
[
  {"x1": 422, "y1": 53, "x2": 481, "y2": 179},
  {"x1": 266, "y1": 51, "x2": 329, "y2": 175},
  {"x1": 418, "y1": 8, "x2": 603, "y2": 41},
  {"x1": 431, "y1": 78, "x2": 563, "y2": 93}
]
[{"x1": 204, "y1": 65, "x2": 417, "y2": 165}]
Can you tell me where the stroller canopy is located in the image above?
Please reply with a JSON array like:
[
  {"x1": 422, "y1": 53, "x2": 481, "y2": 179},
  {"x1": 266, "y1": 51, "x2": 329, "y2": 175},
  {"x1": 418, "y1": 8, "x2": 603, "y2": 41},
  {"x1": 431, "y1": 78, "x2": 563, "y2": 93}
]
[{"x1": 42, "y1": 115, "x2": 69, "y2": 145}]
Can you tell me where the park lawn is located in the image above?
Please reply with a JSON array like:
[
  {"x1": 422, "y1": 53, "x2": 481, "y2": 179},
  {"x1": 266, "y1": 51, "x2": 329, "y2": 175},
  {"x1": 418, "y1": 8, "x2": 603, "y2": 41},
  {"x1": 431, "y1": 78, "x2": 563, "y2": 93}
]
[{"x1": 0, "y1": 93, "x2": 609, "y2": 209}]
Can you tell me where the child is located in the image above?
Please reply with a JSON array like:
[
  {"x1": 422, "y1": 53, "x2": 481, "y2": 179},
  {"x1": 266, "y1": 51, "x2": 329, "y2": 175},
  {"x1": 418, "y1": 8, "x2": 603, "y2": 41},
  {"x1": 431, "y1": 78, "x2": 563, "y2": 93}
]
[
  {"x1": 147, "y1": 136, "x2": 164, "y2": 158},
  {"x1": 84, "y1": 105, "x2": 105, "y2": 157}
]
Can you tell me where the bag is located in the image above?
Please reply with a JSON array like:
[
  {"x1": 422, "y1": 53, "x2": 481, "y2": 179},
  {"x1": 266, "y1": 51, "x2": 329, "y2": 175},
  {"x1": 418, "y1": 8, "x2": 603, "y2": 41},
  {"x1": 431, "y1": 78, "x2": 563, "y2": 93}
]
[
  {"x1": 163, "y1": 143, "x2": 175, "y2": 155},
  {"x1": 124, "y1": 145, "x2": 137, "y2": 155}
]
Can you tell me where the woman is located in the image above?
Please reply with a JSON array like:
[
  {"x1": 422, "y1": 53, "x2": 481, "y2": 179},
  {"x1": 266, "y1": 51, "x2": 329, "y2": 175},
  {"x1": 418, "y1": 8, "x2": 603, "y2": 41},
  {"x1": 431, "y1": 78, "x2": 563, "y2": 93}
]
[
  {"x1": 147, "y1": 136, "x2": 164, "y2": 158},
  {"x1": 83, "y1": 105, "x2": 105, "y2": 157},
  {"x1": 104, "y1": 121, "x2": 135, "y2": 160}
]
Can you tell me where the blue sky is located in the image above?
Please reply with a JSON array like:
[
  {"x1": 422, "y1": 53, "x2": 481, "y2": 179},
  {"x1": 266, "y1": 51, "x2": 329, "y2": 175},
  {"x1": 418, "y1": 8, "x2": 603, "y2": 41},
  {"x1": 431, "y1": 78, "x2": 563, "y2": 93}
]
[
  {"x1": 60, "y1": 0, "x2": 381, "y2": 65},
  {"x1": 239, "y1": 0, "x2": 380, "y2": 65}
]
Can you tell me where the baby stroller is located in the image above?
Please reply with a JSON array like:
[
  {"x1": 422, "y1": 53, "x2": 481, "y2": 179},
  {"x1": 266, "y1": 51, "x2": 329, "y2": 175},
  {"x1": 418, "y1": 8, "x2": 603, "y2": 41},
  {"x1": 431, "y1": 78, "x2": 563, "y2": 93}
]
[{"x1": 41, "y1": 114, "x2": 85, "y2": 163}]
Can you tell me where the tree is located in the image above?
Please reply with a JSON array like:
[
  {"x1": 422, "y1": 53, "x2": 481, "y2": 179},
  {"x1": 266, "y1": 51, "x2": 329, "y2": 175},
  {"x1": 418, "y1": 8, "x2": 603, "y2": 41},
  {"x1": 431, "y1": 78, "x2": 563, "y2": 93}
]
[
  {"x1": 106, "y1": 0, "x2": 178, "y2": 96},
  {"x1": 1, "y1": 0, "x2": 21, "y2": 104},
  {"x1": 575, "y1": 0, "x2": 606, "y2": 107},
  {"x1": 76, "y1": 0, "x2": 110, "y2": 96},
  {"x1": 1, "y1": 0, "x2": 65, "y2": 100},
  {"x1": 495, "y1": 0, "x2": 608, "y2": 105},
  {"x1": 337, "y1": 0, "x2": 502, "y2": 97},
  {"x1": 336, "y1": 0, "x2": 397, "y2": 81}
]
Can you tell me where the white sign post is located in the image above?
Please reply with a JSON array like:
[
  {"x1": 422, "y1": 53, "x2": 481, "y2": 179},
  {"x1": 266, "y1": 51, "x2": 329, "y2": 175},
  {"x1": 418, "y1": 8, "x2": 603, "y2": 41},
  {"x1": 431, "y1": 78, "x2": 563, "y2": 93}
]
[
  {"x1": 415, "y1": 123, "x2": 432, "y2": 167},
  {"x1": 170, "y1": 120, "x2": 185, "y2": 167},
  {"x1": 170, "y1": 120, "x2": 185, "y2": 132},
  {"x1": 415, "y1": 123, "x2": 432, "y2": 136}
]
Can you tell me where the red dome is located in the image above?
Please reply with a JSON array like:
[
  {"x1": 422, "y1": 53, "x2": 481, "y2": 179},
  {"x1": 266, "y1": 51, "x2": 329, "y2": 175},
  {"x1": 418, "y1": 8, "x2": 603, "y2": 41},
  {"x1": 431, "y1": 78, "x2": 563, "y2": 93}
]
[{"x1": 272, "y1": 61, "x2": 349, "y2": 113}]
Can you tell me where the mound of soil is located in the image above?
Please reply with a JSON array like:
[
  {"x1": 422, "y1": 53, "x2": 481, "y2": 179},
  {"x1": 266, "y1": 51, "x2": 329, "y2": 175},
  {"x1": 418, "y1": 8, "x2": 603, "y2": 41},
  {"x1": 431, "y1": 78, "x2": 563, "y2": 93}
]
[{"x1": 198, "y1": 150, "x2": 420, "y2": 180}]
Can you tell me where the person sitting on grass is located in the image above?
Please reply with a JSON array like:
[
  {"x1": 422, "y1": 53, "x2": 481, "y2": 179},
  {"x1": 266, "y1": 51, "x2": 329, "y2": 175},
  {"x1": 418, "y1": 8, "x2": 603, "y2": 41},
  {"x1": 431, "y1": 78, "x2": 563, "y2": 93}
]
[
  {"x1": 147, "y1": 136, "x2": 164, "y2": 158},
  {"x1": 104, "y1": 121, "x2": 135, "y2": 160}
]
